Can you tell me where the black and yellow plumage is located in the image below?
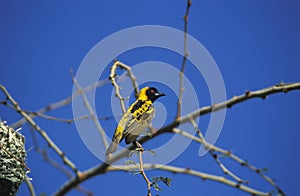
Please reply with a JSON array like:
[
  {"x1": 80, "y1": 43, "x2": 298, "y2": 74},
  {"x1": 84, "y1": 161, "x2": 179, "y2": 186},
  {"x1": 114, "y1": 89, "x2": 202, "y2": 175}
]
[{"x1": 106, "y1": 87, "x2": 165, "y2": 155}]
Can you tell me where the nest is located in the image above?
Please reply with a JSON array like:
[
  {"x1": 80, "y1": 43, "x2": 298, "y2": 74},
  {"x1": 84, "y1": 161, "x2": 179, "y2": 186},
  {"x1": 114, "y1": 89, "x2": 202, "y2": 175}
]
[{"x1": 0, "y1": 121, "x2": 28, "y2": 196}]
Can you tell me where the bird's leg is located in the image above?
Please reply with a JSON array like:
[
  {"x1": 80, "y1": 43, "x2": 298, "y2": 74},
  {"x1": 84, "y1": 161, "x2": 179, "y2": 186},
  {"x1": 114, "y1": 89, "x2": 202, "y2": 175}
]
[{"x1": 134, "y1": 141, "x2": 144, "y2": 152}]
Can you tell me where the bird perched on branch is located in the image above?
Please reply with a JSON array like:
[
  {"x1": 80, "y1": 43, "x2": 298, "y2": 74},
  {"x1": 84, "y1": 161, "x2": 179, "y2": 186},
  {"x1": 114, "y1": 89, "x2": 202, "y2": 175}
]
[{"x1": 106, "y1": 87, "x2": 165, "y2": 156}]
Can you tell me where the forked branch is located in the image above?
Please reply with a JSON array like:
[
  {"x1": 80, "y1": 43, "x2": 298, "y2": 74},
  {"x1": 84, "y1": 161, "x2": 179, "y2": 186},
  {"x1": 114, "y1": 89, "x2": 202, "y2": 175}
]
[{"x1": 109, "y1": 60, "x2": 139, "y2": 114}]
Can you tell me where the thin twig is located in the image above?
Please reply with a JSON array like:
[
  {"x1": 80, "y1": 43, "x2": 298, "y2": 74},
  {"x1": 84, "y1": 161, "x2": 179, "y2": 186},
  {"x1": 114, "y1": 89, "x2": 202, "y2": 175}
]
[
  {"x1": 53, "y1": 82, "x2": 299, "y2": 195},
  {"x1": 10, "y1": 79, "x2": 110, "y2": 128},
  {"x1": 71, "y1": 72, "x2": 109, "y2": 149},
  {"x1": 229, "y1": 151, "x2": 285, "y2": 195},
  {"x1": 0, "y1": 102, "x2": 86, "y2": 124},
  {"x1": 189, "y1": 117, "x2": 204, "y2": 140},
  {"x1": 210, "y1": 151, "x2": 246, "y2": 184},
  {"x1": 24, "y1": 111, "x2": 114, "y2": 124},
  {"x1": 189, "y1": 118, "x2": 246, "y2": 184},
  {"x1": 137, "y1": 146, "x2": 152, "y2": 196},
  {"x1": 0, "y1": 84, "x2": 80, "y2": 176},
  {"x1": 26, "y1": 112, "x2": 88, "y2": 124},
  {"x1": 176, "y1": 0, "x2": 192, "y2": 120}
]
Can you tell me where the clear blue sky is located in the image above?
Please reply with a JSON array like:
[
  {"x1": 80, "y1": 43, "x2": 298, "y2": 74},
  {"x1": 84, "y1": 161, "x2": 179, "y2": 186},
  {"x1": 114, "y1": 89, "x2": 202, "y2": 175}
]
[{"x1": 0, "y1": 1, "x2": 299, "y2": 196}]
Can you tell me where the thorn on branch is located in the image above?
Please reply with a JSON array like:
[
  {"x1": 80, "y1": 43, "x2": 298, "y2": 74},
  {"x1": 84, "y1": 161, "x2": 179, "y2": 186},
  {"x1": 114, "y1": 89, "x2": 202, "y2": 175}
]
[
  {"x1": 245, "y1": 91, "x2": 251, "y2": 97},
  {"x1": 256, "y1": 169, "x2": 261, "y2": 174},
  {"x1": 225, "y1": 151, "x2": 232, "y2": 156},
  {"x1": 183, "y1": 15, "x2": 188, "y2": 22},
  {"x1": 240, "y1": 161, "x2": 248, "y2": 167},
  {"x1": 212, "y1": 153, "x2": 218, "y2": 159},
  {"x1": 261, "y1": 95, "x2": 267, "y2": 100}
]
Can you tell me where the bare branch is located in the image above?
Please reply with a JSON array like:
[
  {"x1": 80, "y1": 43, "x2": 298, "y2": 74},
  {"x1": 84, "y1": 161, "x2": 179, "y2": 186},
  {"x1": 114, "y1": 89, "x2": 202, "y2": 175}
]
[
  {"x1": 176, "y1": 0, "x2": 192, "y2": 120},
  {"x1": 109, "y1": 61, "x2": 126, "y2": 114},
  {"x1": 26, "y1": 112, "x2": 88, "y2": 124},
  {"x1": 53, "y1": 82, "x2": 298, "y2": 195},
  {"x1": 136, "y1": 144, "x2": 152, "y2": 196},
  {"x1": 179, "y1": 82, "x2": 300, "y2": 124},
  {"x1": 109, "y1": 60, "x2": 139, "y2": 114},
  {"x1": 210, "y1": 151, "x2": 246, "y2": 184}
]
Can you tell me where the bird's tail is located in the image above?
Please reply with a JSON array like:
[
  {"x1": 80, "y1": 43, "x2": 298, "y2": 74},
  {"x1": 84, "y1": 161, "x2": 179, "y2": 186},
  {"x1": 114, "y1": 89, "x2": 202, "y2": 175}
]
[
  {"x1": 106, "y1": 130, "x2": 122, "y2": 156},
  {"x1": 106, "y1": 140, "x2": 118, "y2": 156}
]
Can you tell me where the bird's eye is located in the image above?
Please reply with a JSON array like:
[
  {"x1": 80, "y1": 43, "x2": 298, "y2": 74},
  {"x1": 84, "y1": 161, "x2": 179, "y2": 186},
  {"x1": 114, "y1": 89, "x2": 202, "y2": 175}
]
[{"x1": 150, "y1": 89, "x2": 155, "y2": 94}]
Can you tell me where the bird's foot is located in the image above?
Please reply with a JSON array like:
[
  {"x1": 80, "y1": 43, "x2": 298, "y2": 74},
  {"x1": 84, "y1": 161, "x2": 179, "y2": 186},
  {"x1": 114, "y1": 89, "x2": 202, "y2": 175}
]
[{"x1": 134, "y1": 141, "x2": 144, "y2": 152}]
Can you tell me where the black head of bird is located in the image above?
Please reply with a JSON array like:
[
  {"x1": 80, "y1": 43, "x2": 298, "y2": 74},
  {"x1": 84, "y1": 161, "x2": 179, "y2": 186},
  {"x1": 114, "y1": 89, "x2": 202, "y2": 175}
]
[{"x1": 143, "y1": 87, "x2": 166, "y2": 102}]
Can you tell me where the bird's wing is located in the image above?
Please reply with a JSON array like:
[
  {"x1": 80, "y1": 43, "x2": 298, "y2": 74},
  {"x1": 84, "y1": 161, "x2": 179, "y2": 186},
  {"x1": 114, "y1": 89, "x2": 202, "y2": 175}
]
[
  {"x1": 123, "y1": 106, "x2": 155, "y2": 144},
  {"x1": 105, "y1": 110, "x2": 132, "y2": 155}
]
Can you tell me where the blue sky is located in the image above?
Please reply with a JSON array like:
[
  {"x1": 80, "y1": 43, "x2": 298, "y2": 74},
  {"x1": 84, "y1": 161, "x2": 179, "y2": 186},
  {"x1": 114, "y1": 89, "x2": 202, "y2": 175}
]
[{"x1": 0, "y1": 1, "x2": 299, "y2": 196}]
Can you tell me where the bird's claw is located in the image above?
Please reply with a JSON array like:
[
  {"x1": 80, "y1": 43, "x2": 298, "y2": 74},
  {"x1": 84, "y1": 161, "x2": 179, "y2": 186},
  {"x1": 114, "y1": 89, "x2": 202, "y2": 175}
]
[{"x1": 134, "y1": 141, "x2": 144, "y2": 152}]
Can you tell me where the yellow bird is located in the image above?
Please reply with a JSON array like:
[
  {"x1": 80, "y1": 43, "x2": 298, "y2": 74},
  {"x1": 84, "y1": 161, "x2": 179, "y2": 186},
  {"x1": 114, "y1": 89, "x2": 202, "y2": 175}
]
[{"x1": 106, "y1": 87, "x2": 165, "y2": 155}]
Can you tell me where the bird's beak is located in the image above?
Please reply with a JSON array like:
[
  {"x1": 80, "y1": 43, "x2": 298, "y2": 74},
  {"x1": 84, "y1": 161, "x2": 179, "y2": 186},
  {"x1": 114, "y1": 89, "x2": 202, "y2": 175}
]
[{"x1": 155, "y1": 91, "x2": 166, "y2": 98}]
